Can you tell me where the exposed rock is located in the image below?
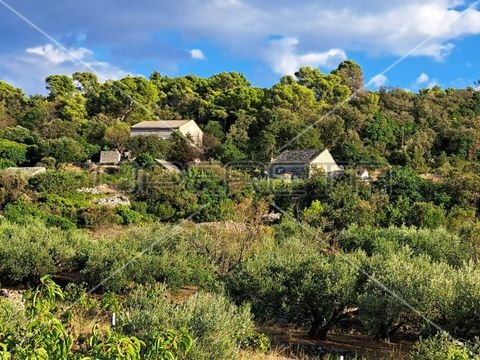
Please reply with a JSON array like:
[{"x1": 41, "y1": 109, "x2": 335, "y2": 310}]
[
  {"x1": 78, "y1": 184, "x2": 118, "y2": 195},
  {"x1": 262, "y1": 212, "x2": 282, "y2": 224},
  {"x1": 95, "y1": 195, "x2": 131, "y2": 207}
]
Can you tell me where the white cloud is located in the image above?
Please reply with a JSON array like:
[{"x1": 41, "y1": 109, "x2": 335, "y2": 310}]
[
  {"x1": 176, "y1": 0, "x2": 480, "y2": 64},
  {"x1": 416, "y1": 72, "x2": 430, "y2": 84},
  {"x1": 26, "y1": 44, "x2": 92, "y2": 65},
  {"x1": 3, "y1": 0, "x2": 480, "y2": 86},
  {"x1": 266, "y1": 37, "x2": 347, "y2": 75},
  {"x1": 190, "y1": 48, "x2": 206, "y2": 60},
  {"x1": 0, "y1": 43, "x2": 129, "y2": 94},
  {"x1": 369, "y1": 74, "x2": 388, "y2": 88}
]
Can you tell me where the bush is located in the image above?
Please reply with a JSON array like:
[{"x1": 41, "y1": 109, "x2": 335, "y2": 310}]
[
  {"x1": 0, "y1": 139, "x2": 28, "y2": 164},
  {"x1": 40, "y1": 136, "x2": 95, "y2": 163},
  {"x1": 0, "y1": 172, "x2": 28, "y2": 207},
  {"x1": 134, "y1": 152, "x2": 157, "y2": 169},
  {"x1": 29, "y1": 170, "x2": 88, "y2": 194},
  {"x1": 0, "y1": 298, "x2": 26, "y2": 337},
  {"x1": 0, "y1": 126, "x2": 36, "y2": 144},
  {"x1": 409, "y1": 201, "x2": 446, "y2": 229},
  {"x1": 122, "y1": 284, "x2": 265, "y2": 359},
  {"x1": 127, "y1": 135, "x2": 169, "y2": 158},
  {"x1": 80, "y1": 225, "x2": 218, "y2": 291},
  {"x1": 116, "y1": 206, "x2": 145, "y2": 224},
  {"x1": 0, "y1": 158, "x2": 15, "y2": 169},
  {"x1": 339, "y1": 226, "x2": 469, "y2": 266},
  {"x1": 76, "y1": 206, "x2": 122, "y2": 229},
  {"x1": 0, "y1": 277, "x2": 193, "y2": 359},
  {"x1": 0, "y1": 220, "x2": 86, "y2": 284},
  {"x1": 408, "y1": 333, "x2": 475, "y2": 360}
]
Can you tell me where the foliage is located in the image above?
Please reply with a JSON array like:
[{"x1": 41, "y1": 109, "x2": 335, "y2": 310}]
[
  {"x1": 0, "y1": 276, "x2": 193, "y2": 359},
  {"x1": 408, "y1": 333, "x2": 478, "y2": 360},
  {"x1": 29, "y1": 170, "x2": 88, "y2": 194},
  {"x1": 40, "y1": 137, "x2": 96, "y2": 163},
  {"x1": 122, "y1": 284, "x2": 266, "y2": 359},
  {"x1": 227, "y1": 238, "x2": 365, "y2": 339},
  {"x1": 0, "y1": 139, "x2": 28, "y2": 165},
  {"x1": 339, "y1": 226, "x2": 469, "y2": 266}
]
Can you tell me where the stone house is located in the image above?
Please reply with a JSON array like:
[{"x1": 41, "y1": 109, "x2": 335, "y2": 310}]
[
  {"x1": 99, "y1": 150, "x2": 122, "y2": 165},
  {"x1": 130, "y1": 120, "x2": 203, "y2": 146},
  {"x1": 268, "y1": 149, "x2": 342, "y2": 179}
]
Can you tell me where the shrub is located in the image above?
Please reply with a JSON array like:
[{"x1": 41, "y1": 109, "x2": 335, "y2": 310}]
[
  {"x1": 36, "y1": 156, "x2": 57, "y2": 168},
  {"x1": 0, "y1": 139, "x2": 27, "y2": 164},
  {"x1": 0, "y1": 158, "x2": 15, "y2": 169},
  {"x1": 339, "y1": 225, "x2": 469, "y2": 266},
  {"x1": 0, "y1": 277, "x2": 193, "y2": 359},
  {"x1": 127, "y1": 135, "x2": 169, "y2": 158},
  {"x1": 76, "y1": 206, "x2": 122, "y2": 229},
  {"x1": 40, "y1": 136, "x2": 94, "y2": 163},
  {"x1": 122, "y1": 284, "x2": 264, "y2": 359},
  {"x1": 408, "y1": 333, "x2": 475, "y2": 360},
  {"x1": 29, "y1": 170, "x2": 88, "y2": 194},
  {"x1": 80, "y1": 227, "x2": 218, "y2": 291},
  {"x1": 116, "y1": 206, "x2": 145, "y2": 225},
  {"x1": 409, "y1": 201, "x2": 446, "y2": 229},
  {"x1": 0, "y1": 298, "x2": 26, "y2": 337},
  {"x1": 134, "y1": 152, "x2": 157, "y2": 169},
  {"x1": 0, "y1": 126, "x2": 36, "y2": 144},
  {"x1": 0, "y1": 220, "x2": 86, "y2": 284},
  {"x1": 0, "y1": 172, "x2": 28, "y2": 207}
]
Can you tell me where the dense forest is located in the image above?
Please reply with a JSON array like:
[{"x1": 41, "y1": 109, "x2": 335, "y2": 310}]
[{"x1": 2, "y1": 61, "x2": 480, "y2": 359}]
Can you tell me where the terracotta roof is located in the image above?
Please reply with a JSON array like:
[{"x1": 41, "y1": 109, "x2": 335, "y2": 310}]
[
  {"x1": 272, "y1": 149, "x2": 323, "y2": 163},
  {"x1": 131, "y1": 120, "x2": 190, "y2": 129}
]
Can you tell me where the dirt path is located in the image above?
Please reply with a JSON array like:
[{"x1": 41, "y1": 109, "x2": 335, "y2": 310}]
[{"x1": 263, "y1": 325, "x2": 413, "y2": 359}]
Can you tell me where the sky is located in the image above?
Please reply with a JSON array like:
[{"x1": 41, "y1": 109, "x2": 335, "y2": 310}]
[{"x1": 0, "y1": 0, "x2": 480, "y2": 94}]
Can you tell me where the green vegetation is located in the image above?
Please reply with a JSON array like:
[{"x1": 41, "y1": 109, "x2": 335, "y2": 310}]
[{"x1": 2, "y1": 65, "x2": 480, "y2": 358}]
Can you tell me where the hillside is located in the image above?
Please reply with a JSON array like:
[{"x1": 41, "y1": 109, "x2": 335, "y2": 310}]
[{"x1": 1, "y1": 66, "x2": 480, "y2": 359}]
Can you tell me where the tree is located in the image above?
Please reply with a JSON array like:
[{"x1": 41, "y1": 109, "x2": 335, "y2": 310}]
[
  {"x1": 359, "y1": 251, "x2": 455, "y2": 339},
  {"x1": 167, "y1": 132, "x2": 201, "y2": 164},
  {"x1": 73, "y1": 71, "x2": 100, "y2": 96},
  {"x1": 228, "y1": 247, "x2": 364, "y2": 340},
  {"x1": 332, "y1": 60, "x2": 364, "y2": 93},
  {"x1": 103, "y1": 121, "x2": 131, "y2": 152},
  {"x1": 375, "y1": 166, "x2": 427, "y2": 203},
  {"x1": 0, "y1": 81, "x2": 25, "y2": 125},
  {"x1": 127, "y1": 135, "x2": 169, "y2": 158},
  {"x1": 45, "y1": 75, "x2": 75, "y2": 99},
  {"x1": 97, "y1": 76, "x2": 159, "y2": 122},
  {"x1": 40, "y1": 137, "x2": 93, "y2": 163}
]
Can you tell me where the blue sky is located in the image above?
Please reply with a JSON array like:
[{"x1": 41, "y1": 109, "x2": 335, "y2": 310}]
[{"x1": 0, "y1": 0, "x2": 479, "y2": 94}]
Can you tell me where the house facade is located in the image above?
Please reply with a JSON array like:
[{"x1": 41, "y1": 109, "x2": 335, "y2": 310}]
[
  {"x1": 130, "y1": 120, "x2": 203, "y2": 146},
  {"x1": 99, "y1": 150, "x2": 122, "y2": 165},
  {"x1": 268, "y1": 149, "x2": 342, "y2": 179}
]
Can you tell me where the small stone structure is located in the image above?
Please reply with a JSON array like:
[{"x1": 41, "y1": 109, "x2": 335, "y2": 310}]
[{"x1": 99, "y1": 150, "x2": 122, "y2": 165}]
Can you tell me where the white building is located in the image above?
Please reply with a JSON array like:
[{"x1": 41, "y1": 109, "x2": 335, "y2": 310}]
[
  {"x1": 130, "y1": 120, "x2": 203, "y2": 146},
  {"x1": 269, "y1": 149, "x2": 342, "y2": 179}
]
